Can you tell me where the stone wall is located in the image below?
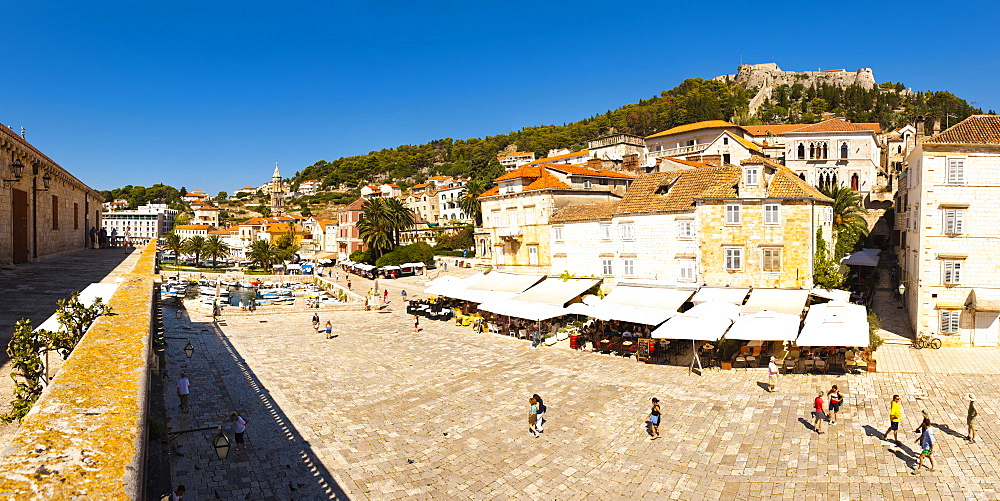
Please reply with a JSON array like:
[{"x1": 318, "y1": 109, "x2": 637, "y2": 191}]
[
  {"x1": 0, "y1": 242, "x2": 156, "y2": 499},
  {"x1": 715, "y1": 63, "x2": 877, "y2": 91},
  {"x1": 0, "y1": 126, "x2": 103, "y2": 266}
]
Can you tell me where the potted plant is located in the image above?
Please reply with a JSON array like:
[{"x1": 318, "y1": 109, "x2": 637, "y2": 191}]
[
  {"x1": 866, "y1": 312, "x2": 883, "y2": 372},
  {"x1": 717, "y1": 339, "x2": 740, "y2": 370}
]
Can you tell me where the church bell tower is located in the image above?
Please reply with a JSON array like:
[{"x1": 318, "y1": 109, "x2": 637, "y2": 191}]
[{"x1": 270, "y1": 162, "x2": 285, "y2": 217}]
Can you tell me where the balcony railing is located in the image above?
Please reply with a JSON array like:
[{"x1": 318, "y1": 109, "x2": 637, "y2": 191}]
[
  {"x1": 648, "y1": 143, "x2": 710, "y2": 158},
  {"x1": 497, "y1": 226, "x2": 522, "y2": 238}
]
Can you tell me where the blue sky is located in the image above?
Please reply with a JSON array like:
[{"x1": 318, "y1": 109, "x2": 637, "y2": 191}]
[{"x1": 1, "y1": 1, "x2": 997, "y2": 195}]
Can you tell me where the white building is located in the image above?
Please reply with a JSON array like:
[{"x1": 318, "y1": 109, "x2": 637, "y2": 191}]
[
  {"x1": 497, "y1": 151, "x2": 536, "y2": 172},
  {"x1": 299, "y1": 179, "x2": 321, "y2": 196},
  {"x1": 779, "y1": 119, "x2": 884, "y2": 195},
  {"x1": 438, "y1": 179, "x2": 469, "y2": 222},
  {"x1": 645, "y1": 120, "x2": 746, "y2": 160},
  {"x1": 173, "y1": 224, "x2": 211, "y2": 238},
  {"x1": 897, "y1": 115, "x2": 1000, "y2": 347},
  {"x1": 192, "y1": 205, "x2": 221, "y2": 227},
  {"x1": 101, "y1": 204, "x2": 178, "y2": 241},
  {"x1": 360, "y1": 183, "x2": 403, "y2": 199}
]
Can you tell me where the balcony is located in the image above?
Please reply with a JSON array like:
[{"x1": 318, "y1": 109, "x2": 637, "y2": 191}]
[
  {"x1": 497, "y1": 226, "x2": 522, "y2": 239},
  {"x1": 648, "y1": 143, "x2": 709, "y2": 159}
]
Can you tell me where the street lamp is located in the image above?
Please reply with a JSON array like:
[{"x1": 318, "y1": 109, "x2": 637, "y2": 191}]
[
  {"x1": 184, "y1": 341, "x2": 195, "y2": 358},
  {"x1": 897, "y1": 283, "x2": 906, "y2": 296},
  {"x1": 213, "y1": 430, "x2": 231, "y2": 460},
  {"x1": 3, "y1": 158, "x2": 24, "y2": 186}
]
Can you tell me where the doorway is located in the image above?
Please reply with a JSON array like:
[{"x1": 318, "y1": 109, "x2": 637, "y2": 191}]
[
  {"x1": 974, "y1": 312, "x2": 1000, "y2": 347},
  {"x1": 11, "y1": 189, "x2": 29, "y2": 263}
]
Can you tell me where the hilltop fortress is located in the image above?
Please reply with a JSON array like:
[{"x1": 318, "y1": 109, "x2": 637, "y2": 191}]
[{"x1": 715, "y1": 63, "x2": 877, "y2": 90}]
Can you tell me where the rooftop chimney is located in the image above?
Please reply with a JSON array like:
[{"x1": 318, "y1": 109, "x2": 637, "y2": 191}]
[
  {"x1": 915, "y1": 116, "x2": 925, "y2": 138},
  {"x1": 932, "y1": 119, "x2": 941, "y2": 135}
]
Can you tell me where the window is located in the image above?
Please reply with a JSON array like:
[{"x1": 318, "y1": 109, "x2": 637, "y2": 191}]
[
  {"x1": 678, "y1": 259, "x2": 695, "y2": 281},
  {"x1": 943, "y1": 260, "x2": 962, "y2": 284},
  {"x1": 73, "y1": 203, "x2": 79, "y2": 229},
  {"x1": 946, "y1": 158, "x2": 965, "y2": 184},
  {"x1": 620, "y1": 223, "x2": 634, "y2": 240},
  {"x1": 723, "y1": 137, "x2": 729, "y2": 145},
  {"x1": 677, "y1": 220, "x2": 693, "y2": 239},
  {"x1": 525, "y1": 208, "x2": 535, "y2": 225},
  {"x1": 940, "y1": 310, "x2": 960, "y2": 333},
  {"x1": 841, "y1": 142, "x2": 849, "y2": 159},
  {"x1": 943, "y1": 209, "x2": 964, "y2": 235},
  {"x1": 723, "y1": 153, "x2": 731, "y2": 165},
  {"x1": 623, "y1": 258, "x2": 635, "y2": 277},
  {"x1": 600, "y1": 224, "x2": 611, "y2": 240},
  {"x1": 507, "y1": 210, "x2": 517, "y2": 227},
  {"x1": 492, "y1": 211, "x2": 501, "y2": 227},
  {"x1": 601, "y1": 258, "x2": 613, "y2": 276},
  {"x1": 583, "y1": 179, "x2": 593, "y2": 189},
  {"x1": 553, "y1": 226, "x2": 564, "y2": 242},
  {"x1": 763, "y1": 203, "x2": 780, "y2": 225},
  {"x1": 724, "y1": 247, "x2": 742, "y2": 271},
  {"x1": 496, "y1": 247, "x2": 505, "y2": 265},
  {"x1": 52, "y1": 195, "x2": 59, "y2": 230},
  {"x1": 725, "y1": 203, "x2": 741, "y2": 225},
  {"x1": 797, "y1": 143, "x2": 805, "y2": 159},
  {"x1": 528, "y1": 245, "x2": 539, "y2": 265},
  {"x1": 762, "y1": 248, "x2": 781, "y2": 272},
  {"x1": 745, "y1": 167, "x2": 758, "y2": 186}
]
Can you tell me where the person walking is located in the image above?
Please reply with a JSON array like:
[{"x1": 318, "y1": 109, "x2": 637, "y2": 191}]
[
  {"x1": 911, "y1": 417, "x2": 936, "y2": 474},
  {"x1": 312, "y1": 313, "x2": 320, "y2": 333},
  {"x1": 123, "y1": 225, "x2": 132, "y2": 250},
  {"x1": 89, "y1": 227, "x2": 97, "y2": 249},
  {"x1": 883, "y1": 394, "x2": 902, "y2": 444},
  {"x1": 966, "y1": 393, "x2": 978, "y2": 443},
  {"x1": 532, "y1": 394, "x2": 546, "y2": 433},
  {"x1": 528, "y1": 397, "x2": 540, "y2": 438},
  {"x1": 99, "y1": 227, "x2": 107, "y2": 248},
  {"x1": 347, "y1": 279, "x2": 352, "y2": 291},
  {"x1": 176, "y1": 373, "x2": 190, "y2": 414},
  {"x1": 336, "y1": 271, "x2": 340, "y2": 281},
  {"x1": 110, "y1": 227, "x2": 118, "y2": 247},
  {"x1": 401, "y1": 289, "x2": 408, "y2": 302},
  {"x1": 767, "y1": 356, "x2": 778, "y2": 392},
  {"x1": 413, "y1": 315, "x2": 420, "y2": 333},
  {"x1": 169, "y1": 484, "x2": 186, "y2": 501},
  {"x1": 813, "y1": 390, "x2": 826, "y2": 434},
  {"x1": 649, "y1": 398, "x2": 662, "y2": 440},
  {"x1": 383, "y1": 289, "x2": 389, "y2": 304},
  {"x1": 324, "y1": 321, "x2": 333, "y2": 339},
  {"x1": 231, "y1": 413, "x2": 248, "y2": 452},
  {"x1": 827, "y1": 385, "x2": 844, "y2": 425}
]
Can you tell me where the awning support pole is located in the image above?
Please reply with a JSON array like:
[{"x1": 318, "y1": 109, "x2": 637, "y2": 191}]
[{"x1": 690, "y1": 339, "x2": 703, "y2": 375}]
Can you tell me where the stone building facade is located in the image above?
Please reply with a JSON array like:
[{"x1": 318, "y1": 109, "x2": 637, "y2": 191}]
[
  {"x1": 1, "y1": 125, "x2": 103, "y2": 265},
  {"x1": 897, "y1": 115, "x2": 1000, "y2": 347}
]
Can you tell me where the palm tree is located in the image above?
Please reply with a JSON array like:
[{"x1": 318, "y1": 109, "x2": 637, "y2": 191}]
[
  {"x1": 248, "y1": 239, "x2": 275, "y2": 271},
  {"x1": 182, "y1": 235, "x2": 207, "y2": 267},
  {"x1": 203, "y1": 235, "x2": 231, "y2": 269},
  {"x1": 164, "y1": 232, "x2": 183, "y2": 266},
  {"x1": 458, "y1": 180, "x2": 490, "y2": 227},
  {"x1": 383, "y1": 197, "x2": 416, "y2": 247},
  {"x1": 819, "y1": 185, "x2": 869, "y2": 259},
  {"x1": 357, "y1": 198, "x2": 393, "y2": 260}
]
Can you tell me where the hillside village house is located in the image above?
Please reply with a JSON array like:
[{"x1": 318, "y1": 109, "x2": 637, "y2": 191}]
[
  {"x1": 438, "y1": 178, "x2": 469, "y2": 221},
  {"x1": 233, "y1": 186, "x2": 259, "y2": 197},
  {"x1": 298, "y1": 179, "x2": 321, "y2": 196},
  {"x1": 181, "y1": 190, "x2": 209, "y2": 203},
  {"x1": 1, "y1": 124, "x2": 104, "y2": 264},
  {"x1": 551, "y1": 157, "x2": 833, "y2": 289},
  {"x1": 498, "y1": 151, "x2": 536, "y2": 171},
  {"x1": 192, "y1": 204, "x2": 221, "y2": 226},
  {"x1": 646, "y1": 121, "x2": 747, "y2": 161},
  {"x1": 360, "y1": 183, "x2": 402, "y2": 199},
  {"x1": 522, "y1": 149, "x2": 592, "y2": 168},
  {"x1": 475, "y1": 164, "x2": 634, "y2": 273},
  {"x1": 103, "y1": 198, "x2": 129, "y2": 211},
  {"x1": 335, "y1": 198, "x2": 366, "y2": 259},
  {"x1": 174, "y1": 224, "x2": 211, "y2": 238},
  {"x1": 897, "y1": 115, "x2": 1000, "y2": 347}
]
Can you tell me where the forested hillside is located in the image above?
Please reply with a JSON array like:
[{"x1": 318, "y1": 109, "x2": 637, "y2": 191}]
[{"x1": 294, "y1": 75, "x2": 984, "y2": 191}]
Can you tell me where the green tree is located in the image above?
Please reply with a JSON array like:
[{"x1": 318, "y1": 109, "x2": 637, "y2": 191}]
[
  {"x1": 272, "y1": 233, "x2": 300, "y2": 263},
  {"x1": 174, "y1": 213, "x2": 190, "y2": 226},
  {"x1": 248, "y1": 239, "x2": 276, "y2": 270},
  {"x1": 820, "y1": 185, "x2": 869, "y2": 259},
  {"x1": 216, "y1": 191, "x2": 228, "y2": 202},
  {"x1": 2, "y1": 320, "x2": 46, "y2": 423},
  {"x1": 458, "y1": 180, "x2": 490, "y2": 226},
  {"x1": 164, "y1": 232, "x2": 184, "y2": 265},
  {"x1": 813, "y1": 228, "x2": 845, "y2": 289},
  {"x1": 383, "y1": 197, "x2": 416, "y2": 247},
  {"x1": 258, "y1": 205, "x2": 272, "y2": 217},
  {"x1": 182, "y1": 235, "x2": 207, "y2": 267},
  {"x1": 204, "y1": 235, "x2": 231, "y2": 268}
]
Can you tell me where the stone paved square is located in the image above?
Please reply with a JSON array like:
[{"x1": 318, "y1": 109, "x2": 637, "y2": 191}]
[{"x1": 163, "y1": 276, "x2": 1000, "y2": 500}]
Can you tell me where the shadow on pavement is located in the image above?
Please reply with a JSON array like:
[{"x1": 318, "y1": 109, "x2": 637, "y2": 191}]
[
  {"x1": 162, "y1": 308, "x2": 348, "y2": 500},
  {"x1": 932, "y1": 423, "x2": 965, "y2": 439}
]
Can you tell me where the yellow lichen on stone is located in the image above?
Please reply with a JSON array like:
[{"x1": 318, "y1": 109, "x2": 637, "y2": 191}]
[{"x1": 0, "y1": 242, "x2": 158, "y2": 500}]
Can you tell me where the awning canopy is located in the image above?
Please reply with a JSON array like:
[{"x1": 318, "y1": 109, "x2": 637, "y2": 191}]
[
  {"x1": 477, "y1": 300, "x2": 568, "y2": 321},
  {"x1": 651, "y1": 301, "x2": 739, "y2": 341},
  {"x1": 424, "y1": 273, "x2": 484, "y2": 297},
  {"x1": 513, "y1": 278, "x2": 599, "y2": 307},
  {"x1": 968, "y1": 288, "x2": 1000, "y2": 312},
  {"x1": 841, "y1": 249, "x2": 880, "y2": 267},
  {"x1": 810, "y1": 288, "x2": 852, "y2": 303},
  {"x1": 401, "y1": 262, "x2": 426, "y2": 268},
  {"x1": 740, "y1": 288, "x2": 811, "y2": 316},
  {"x1": 382, "y1": 266, "x2": 401, "y2": 271},
  {"x1": 602, "y1": 284, "x2": 694, "y2": 311},
  {"x1": 690, "y1": 287, "x2": 750, "y2": 305},
  {"x1": 312, "y1": 251, "x2": 338, "y2": 260},
  {"x1": 466, "y1": 271, "x2": 545, "y2": 293},
  {"x1": 725, "y1": 311, "x2": 801, "y2": 341},
  {"x1": 796, "y1": 301, "x2": 869, "y2": 347}
]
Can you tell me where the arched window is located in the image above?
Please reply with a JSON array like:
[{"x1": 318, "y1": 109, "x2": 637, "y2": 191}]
[
  {"x1": 809, "y1": 144, "x2": 816, "y2": 159},
  {"x1": 851, "y1": 173, "x2": 859, "y2": 191},
  {"x1": 822, "y1": 143, "x2": 829, "y2": 159},
  {"x1": 832, "y1": 173, "x2": 838, "y2": 186},
  {"x1": 798, "y1": 144, "x2": 805, "y2": 159},
  {"x1": 799, "y1": 172, "x2": 806, "y2": 181},
  {"x1": 841, "y1": 142, "x2": 849, "y2": 159}
]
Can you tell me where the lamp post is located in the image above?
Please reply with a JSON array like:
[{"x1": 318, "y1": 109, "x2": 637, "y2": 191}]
[
  {"x1": 166, "y1": 426, "x2": 230, "y2": 460},
  {"x1": 162, "y1": 337, "x2": 195, "y2": 358},
  {"x1": 2, "y1": 158, "x2": 24, "y2": 187}
]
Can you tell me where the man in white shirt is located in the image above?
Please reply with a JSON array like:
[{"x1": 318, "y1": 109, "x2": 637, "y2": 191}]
[
  {"x1": 767, "y1": 357, "x2": 779, "y2": 392},
  {"x1": 176, "y1": 374, "x2": 190, "y2": 414},
  {"x1": 231, "y1": 413, "x2": 248, "y2": 451}
]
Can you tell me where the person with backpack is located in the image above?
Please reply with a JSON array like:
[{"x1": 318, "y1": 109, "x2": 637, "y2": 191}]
[
  {"x1": 912, "y1": 417, "x2": 936, "y2": 474},
  {"x1": 648, "y1": 398, "x2": 661, "y2": 440}
]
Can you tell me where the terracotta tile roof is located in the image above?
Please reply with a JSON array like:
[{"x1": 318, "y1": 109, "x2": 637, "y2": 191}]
[
  {"x1": 494, "y1": 165, "x2": 544, "y2": 182},
  {"x1": 411, "y1": 182, "x2": 430, "y2": 189},
  {"x1": 730, "y1": 133, "x2": 763, "y2": 152},
  {"x1": 385, "y1": 183, "x2": 400, "y2": 188},
  {"x1": 740, "y1": 156, "x2": 833, "y2": 201},
  {"x1": 743, "y1": 122, "x2": 881, "y2": 135},
  {"x1": 524, "y1": 170, "x2": 572, "y2": 191},
  {"x1": 925, "y1": 115, "x2": 1000, "y2": 144},
  {"x1": 551, "y1": 201, "x2": 619, "y2": 222},
  {"x1": 175, "y1": 224, "x2": 211, "y2": 230},
  {"x1": 545, "y1": 163, "x2": 635, "y2": 179},
  {"x1": 523, "y1": 149, "x2": 591, "y2": 166},
  {"x1": 239, "y1": 217, "x2": 268, "y2": 226},
  {"x1": 184, "y1": 192, "x2": 208, "y2": 197},
  {"x1": 498, "y1": 151, "x2": 534, "y2": 159},
  {"x1": 195, "y1": 205, "x2": 219, "y2": 211},
  {"x1": 784, "y1": 119, "x2": 880, "y2": 134},
  {"x1": 616, "y1": 170, "x2": 721, "y2": 214},
  {"x1": 265, "y1": 223, "x2": 292, "y2": 232},
  {"x1": 238, "y1": 186, "x2": 258, "y2": 190},
  {"x1": 428, "y1": 175, "x2": 450, "y2": 181},
  {"x1": 646, "y1": 120, "x2": 740, "y2": 139},
  {"x1": 478, "y1": 186, "x2": 500, "y2": 198},
  {"x1": 342, "y1": 198, "x2": 365, "y2": 211},
  {"x1": 208, "y1": 228, "x2": 230, "y2": 235},
  {"x1": 662, "y1": 157, "x2": 713, "y2": 169}
]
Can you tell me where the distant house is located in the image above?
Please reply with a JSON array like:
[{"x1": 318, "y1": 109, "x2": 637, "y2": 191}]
[
  {"x1": 174, "y1": 224, "x2": 212, "y2": 238},
  {"x1": 182, "y1": 191, "x2": 209, "y2": 203},
  {"x1": 497, "y1": 151, "x2": 536, "y2": 172},
  {"x1": 193, "y1": 205, "x2": 221, "y2": 227},
  {"x1": 298, "y1": 179, "x2": 321, "y2": 196},
  {"x1": 233, "y1": 186, "x2": 259, "y2": 197},
  {"x1": 336, "y1": 198, "x2": 366, "y2": 259}
]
